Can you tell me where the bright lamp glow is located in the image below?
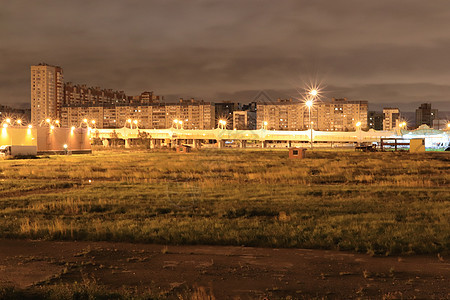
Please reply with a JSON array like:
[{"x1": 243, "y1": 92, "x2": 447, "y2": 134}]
[
  {"x1": 127, "y1": 119, "x2": 132, "y2": 123},
  {"x1": 305, "y1": 100, "x2": 313, "y2": 108},
  {"x1": 356, "y1": 121, "x2": 361, "y2": 127},
  {"x1": 309, "y1": 89, "x2": 318, "y2": 96},
  {"x1": 28, "y1": 124, "x2": 33, "y2": 129},
  {"x1": 264, "y1": 121, "x2": 268, "y2": 126},
  {"x1": 55, "y1": 120, "x2": 60, "y2": 124},
  {"x1": 2, "y1": 123, "x2": 7, "y2": 128},
  {"x1": 50, "y1": 125, "x2": 55, "y2": 130},
  {"x1": 16, "y1": 119, "x2": 22, "y2": 124},
  {"x1": 133, "y1": 120, "x2": 138, "y2": 124},
  {"x1": 46, "y1": 118, "x2": 51, "y2": 123},
  {"x1": 83, "y1": 119, "x2": 88, "y2": 123}
]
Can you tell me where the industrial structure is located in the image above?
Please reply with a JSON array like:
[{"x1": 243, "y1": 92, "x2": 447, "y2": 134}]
[
  {"x1": 0, "y1": 118, "x2": 91, "y2": 156},
  {"x1": 92, "y1": 125, "x2": 449, "y2": 150}
]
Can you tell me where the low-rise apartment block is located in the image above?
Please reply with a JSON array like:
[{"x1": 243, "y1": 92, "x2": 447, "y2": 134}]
[
  {"x1": 61, "y1": 98, "x2": 215, "y2": 130},
  {"x1": 257, "y1": 98, "x2": 368, "y2": 131}
]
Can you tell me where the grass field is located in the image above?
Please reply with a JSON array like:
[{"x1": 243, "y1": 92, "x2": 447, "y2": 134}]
[{"x1": 0, "y1": 149, "x2": 448, "y2": 256}]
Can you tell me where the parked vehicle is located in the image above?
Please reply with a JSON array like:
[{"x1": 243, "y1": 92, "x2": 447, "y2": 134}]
[{"x1": 0, "y1": 145, "x2": 37, "y2": 157}]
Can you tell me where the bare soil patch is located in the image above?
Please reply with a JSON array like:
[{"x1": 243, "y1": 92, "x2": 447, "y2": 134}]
[{"x1": 0, "y1": 239, "x2": 448, "y2": 299}]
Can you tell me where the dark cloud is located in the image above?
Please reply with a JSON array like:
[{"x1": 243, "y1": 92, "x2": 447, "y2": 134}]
[{"x1": 1, "y1": 0, "x2": 450, "y2": 111}]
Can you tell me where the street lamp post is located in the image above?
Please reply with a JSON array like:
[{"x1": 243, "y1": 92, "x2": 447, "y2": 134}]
[
  {"x1": 305, "y1": 88, "x2": 318, "y2": 148},
  {"x1": 218, "y1": 120, "x2": 226, "y2": 129},
  {"x1": 356, "y1": 121, "x2": 362, "y2": 145},
  {"x1": 305, "y1": 99, "x2": 313, "y2": 148}
]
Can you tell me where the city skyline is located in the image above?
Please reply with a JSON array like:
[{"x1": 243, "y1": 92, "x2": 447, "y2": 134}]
[{"x1": 2, "y1": 1, "x2": 450, "y2": 111}]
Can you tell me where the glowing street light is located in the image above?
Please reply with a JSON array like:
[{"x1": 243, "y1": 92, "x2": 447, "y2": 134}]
[
  {"x1": 50, "y1": 125, "x2": 55, "y2": 130},
  {"x1": 309, "y1": 89, "x2": 318, "y2": 97},
  {"x1": 5, "y1": 118, "x2": 11, "y2": 124},
  {"x1": 126, "y1": 119, "x2": 133, "y2": 129},
  {"x1": 16, "y1": 119, "x2": 22, "y2": 125},
  {"x1": 305, "y1": 99, "x2": 314, "y2": 148},
  {"x1": 46, "y1": 118, "x2": 51, "y2": 124},
  {"x1": 218, "y1": 119, "x2": 227, "y2": 129},
  {"x1": 356, "y1": 121, "x2": 362, "y2": 145},
  {"x1": 2, "y1": 123, "x2": 7, "y2": 128},
  {"x1": 173, "y1": 119, "x2": 179, "y2": 129},
  {"x1": 262, "y1": 121, "x2": 268, "y2": 129},
  {"x1": 28, "y1": 124, "x2": 33, "y2": 129}
]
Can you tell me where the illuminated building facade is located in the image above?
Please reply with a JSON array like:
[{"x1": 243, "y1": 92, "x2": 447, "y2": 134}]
[
  {"x1": 383, "y1": 108, "x2": 400, "y2": 131},
  {"x1": 64, "y1": 83, "x2": 128, "y2": 107},
  {"x1": 60, "y1": 98, "x2": 215, "y2": 130},
  {"x1": 233, "y1": 111, "x2": 256, "y2": 130},
  {"x1": 31, "y1": 64, "x2": 64, "y2": 125},
  {"x1": 257, "y1": 98, "x2": 368, "y2": 131}
]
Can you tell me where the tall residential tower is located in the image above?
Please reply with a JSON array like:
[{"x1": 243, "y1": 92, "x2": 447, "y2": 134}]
[{"x1": 31, "y1": 63, "x2": 64, "y2": 125}]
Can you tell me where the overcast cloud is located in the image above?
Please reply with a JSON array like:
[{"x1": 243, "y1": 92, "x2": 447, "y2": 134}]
[{"x1": 1, "y1": 0, "x2": 450, "y2": 111}]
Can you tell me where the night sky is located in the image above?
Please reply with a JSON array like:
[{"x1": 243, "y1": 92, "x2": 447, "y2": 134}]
[{"x1": 2, "y1": 0, "x2": 450, "y2": 111}]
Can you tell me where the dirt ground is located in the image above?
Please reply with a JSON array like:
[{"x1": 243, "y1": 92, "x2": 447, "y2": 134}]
[{"x1": 0, "y1": 239, "x2": 448, "y2": 299}]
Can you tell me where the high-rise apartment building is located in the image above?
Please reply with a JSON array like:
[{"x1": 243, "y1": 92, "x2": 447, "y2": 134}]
[
  {"x1": 170, "y1": 98, "x2": 215, "y2": 129},
  {"x1": 315, "y1": 98, "x2": 368, "y2": 131},
  {"x1": 383, "y1": 108, "x2": 400, "y2": 131},
  {"x1": 415, "y1": 103, "x2": 438, "y2": 127},
  {"x1": 215, "y1": 102, "x2": 241, "y2": 127},
  {"x1": 367, "y1": 111, "x2": 384, "y2": 130},
  {"x1": 257, "y1": 98, "x2": 368, "y2": 131},
  {"x1": 233, "y1": 111, "x2": 256, "y2": 130},
  {"x1": 257, "y1": 98, "x2": 303, "y2": 130},
  {"x1": 31, "y1": 63, "x2": 64, "y2": 125}
]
